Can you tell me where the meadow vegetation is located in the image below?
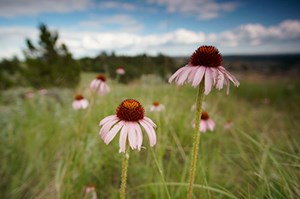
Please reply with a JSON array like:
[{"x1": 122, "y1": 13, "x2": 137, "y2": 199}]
[{"x1": 0, "y1": 72, "x2": 299, "y2": 199}]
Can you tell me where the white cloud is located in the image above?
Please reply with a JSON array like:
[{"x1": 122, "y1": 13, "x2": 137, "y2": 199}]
[
  {"x1": 0, "y1": 0, "x2": 92, "y2": 17},
  {"x1": 98, "y1": 1, "x2": 136, "y2": 11},
  {"x1": 79, "y1": 14, "x2": 144, "y2": 33},
  {"x1": 217, "y1": 20, "x2": 300, "y2": 47},
  {"x1": 1, "y1": 20, "x2": 300, "y2": 59},
  {"x1": 0, "y1": 26, "x2": 38, "y2": 58},
  {"x1": 147, "y1": 0, "x2": 238, "y2": 20}
]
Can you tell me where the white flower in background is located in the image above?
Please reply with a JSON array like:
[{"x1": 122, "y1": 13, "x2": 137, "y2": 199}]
[
  {"x1": 90, "y1": 74, "x2": 110, "y2": 95},
  {"x1": 149, "y1": 101, "x2": 165, "y2": 112},
  {"x1": 72, "y1": 95, "x2": 89, "y2": 110}
]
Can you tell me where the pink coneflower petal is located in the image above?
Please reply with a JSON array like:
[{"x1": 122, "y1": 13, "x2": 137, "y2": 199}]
[
  {"x1": 103, "y1": 121, "x2": 124, "y2": 144},
  {"x1": 128, "y1": 122, "x2": 138, "y2": 149},
  {"x1": 143, "y1": 117, "x2": 157, "y2": 128},
  {"x1": 200, "y1": 120, "x2": 207, "y2": 132},
  {"x1": 168, "y1": 66, "x2": 186, "y2": 83},
  {"x1": 140, "y1": 119, "x2": 156, "y2": 147},
  {"x1": 192, "y1": 66, "x2": 206, "y2": 87},
  {"x1": 90, "y1": 79, "x2": 99, "y2": 88},
  {"x1": 216, "y1": 70, "x2": 225, "y2": 90},
  {"x1": 177, "y1": 67, "x2": 193, "y2": 85},
  {"x1": 225, "y1": 78, "x2": 231, "y2": 95},
  {"x1": 207, "y1": 119, "x2": 215, "y2": 131},
  {"x1": 211, "y1": 67, "x2": 219, "y2": 85},
  {"x1": 204, "y1": 68, "x2": 213, "y2": 95},
  {"x1": 219, "y1": 66, "x2": 240, "y2": 86},
  {"x1": 99, "y1": 117, "x2": 119, "y2": 139},
  {"x1": 187, "y1": 67, "x2": 199, "y2": 83},
  {"x1": 119, "y1": 124, "x2": 128, "y2": 153},
  {"x1": 135, "y1": 124, "x2": 143, "y2": 150},
  {"x1": 99, "y1": 115, "x2": 118, "y2": 126}
]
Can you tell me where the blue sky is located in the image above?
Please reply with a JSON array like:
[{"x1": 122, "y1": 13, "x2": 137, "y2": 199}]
[{"x1": 0, "y1": 0, "x2": 300, "y2": 59}]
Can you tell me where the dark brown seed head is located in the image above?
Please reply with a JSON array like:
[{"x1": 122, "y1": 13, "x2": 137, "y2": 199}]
[
  {"x1": 96, "y1": 74, "x2": 106, "y2": 82},
  {"x1": 201, "y1": 111, "x2": 209, "y2": 120},
  {"x1": 75, "y1": 95, "x2": 84, "y2": 100},
  {"x1": 189, "y1": 45, "x2": 222, "y2": 67},
  {"x1": 152, "y1": 101, "x2": 160, "y2": 106},
  {"x1": 116, "y1": 99, "x2": 145, "y2": 121}
]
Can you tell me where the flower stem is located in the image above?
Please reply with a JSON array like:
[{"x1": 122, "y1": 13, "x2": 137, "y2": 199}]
[
  {"x1": 187, "y1": 81, "x2": 205, "y2": 199},
  {"x1": 150, "y1": 147, "x2": 172, "y2": 199},
  {"x1": 120, "y1": 145, "x2": 130, "y2": 199}
]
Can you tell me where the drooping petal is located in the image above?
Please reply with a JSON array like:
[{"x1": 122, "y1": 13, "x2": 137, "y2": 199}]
[
  {"x1": 99, "y1": 115, "x2": 118, "y2": 126},
  {"x1": 218, "y1": 66, "x2": 240, "y2": 87},
  {"x1": 176, "y1": 66, "x2": 194, "y2": 85},
  {"x1": 90, "y1": 79, "x2": 100, "y2": 89},
  {"x1": 207, "y1": 119, "x2": 215, "y2": 131},
  {"x1": 119, "y1": 123, "x2": 129, "y2": 153},
  {"x1": 204, "y1": 67, "x2": 213, "y2": 95},
  {"x1": 192, "y1": 66, "x2": 206, "y2": 87},
  {"x1": 99, "y1": 118, "x2": 119, "y2": 139},
  {"x1": 134, "y1": 124, "x2": 143, "y2": 150},
  {"x1": 143, "y1": 117, "x2": 157, "y2": 128},
  {"x1": 215, "y1": 70, "x2": 225, "y2": 90},
  {"x1": 99, "y1": 83, "x2": 106, "y2": 95},
  {"x1": 139, "y1": 119, "x2": 157, "y2": 147},
  {"x1": 210, "y1": 68, "x2": 218, "y2": 86},
  {"x1": 128, "y1": 122, "x2": 138, "y2": 150},
  {"x1": 187, "y1": 66, "x2": 199, "y2": 83},
  {"x1": 103, "y1": 121, "x2": 124, "y2": 144},
  {"x1": 168, "y1": 66, "x2": 187, "y2": 83},
  {"x1": 82, "y1": 100, "x2": 89, "y2": 109},
  {"x1": 72, "y1": 101, "x2": 79, "y2": 110},
  {"x1": 225, "y1": 78, "x2": 231, "y2": 95},
  {"x1": 200, "y1": 120, "x2": 207, "y2": 132}
]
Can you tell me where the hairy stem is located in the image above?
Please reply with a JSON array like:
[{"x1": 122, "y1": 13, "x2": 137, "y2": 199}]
[
  {"x1": 187, "y1": 82, "x2": 205, "y2": 199},
  {"x1": 120, "y1": 145, "x2": 130, "y2": 199}
]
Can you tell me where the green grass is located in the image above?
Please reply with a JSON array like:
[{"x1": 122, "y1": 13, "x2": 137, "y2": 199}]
[{"x1": 0, "y1": 73, "x2": 299, "y2": 199}]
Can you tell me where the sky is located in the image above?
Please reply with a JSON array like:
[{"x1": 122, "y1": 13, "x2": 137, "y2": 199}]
[{"x1": 0, "y1": 0, "x2": 300, "y2": 59}]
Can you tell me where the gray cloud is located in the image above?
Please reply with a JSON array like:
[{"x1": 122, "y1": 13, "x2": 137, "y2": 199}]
[
  {"x1": 98, "y1": 1, "x2": 136, "y2": 11},
  {"x1": 0, "y1": 0, "x2": 92, "y2": 17},
  {"x1": 79, "y1": 14, "x2": 144, "y2": 33},
  {"x1": 147, "y1": 0, "x2": 239, "y2": 20},
  {"x1": 1, "y1": 20, "x2": 299, "y2": 59}
]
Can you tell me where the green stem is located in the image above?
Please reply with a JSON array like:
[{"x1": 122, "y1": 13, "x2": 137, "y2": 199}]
[
  {"x1": 150, "y1": 148, "x2": 172, "y2": 199},
  {"x1": 120, "y1": 145, "x2": 130, "y2": 199},
  {"x1": 187, "y1": 82, "x2": 205, "y2": 199}
]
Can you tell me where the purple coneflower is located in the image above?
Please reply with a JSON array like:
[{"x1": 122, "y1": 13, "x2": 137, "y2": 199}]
[
  {"x1": 90, "y1": 74, "x2": 110, "y2": 95},
  {"x1": 116, "y1": 67, "x2": 125, "y2": 75},
  {"x1": 169, "y1": 45, "x2": 240, "y2": 199},
  {"x1": 83, "y1": 184, "x2": 97, "y2": 199},
  {"x1": 169, "y1": 45, "x2": 239, "y2": 95},
  {"x1": 149, "y1": 101, "x2": 165, "y2": 112},
  {"x1": 99, "y1": 99, "x2": 157, "y2": 153},
  {"x1": 72, "y1": 95, "x2": 89, "y2": 110},
  {"x1": 192, "y1": 111, "x2": 215, "y2": 132},
  {"x1": 199, "y1": 111, "x2": 215, "y2": 132}
]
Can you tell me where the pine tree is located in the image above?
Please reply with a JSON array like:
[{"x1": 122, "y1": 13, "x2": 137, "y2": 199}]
[{"x1": 24, "y1": 23, "x2": 80, "y2": 88}]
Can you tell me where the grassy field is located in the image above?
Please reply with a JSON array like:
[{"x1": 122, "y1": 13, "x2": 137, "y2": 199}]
[{"x1": 0, "y1": 72, "x2": 299, "y2": 199}]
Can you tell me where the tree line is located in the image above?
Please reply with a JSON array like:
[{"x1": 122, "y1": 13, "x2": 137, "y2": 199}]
[{"x1": 0, "y1": 24, "x2": 179, "y2": 90}]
